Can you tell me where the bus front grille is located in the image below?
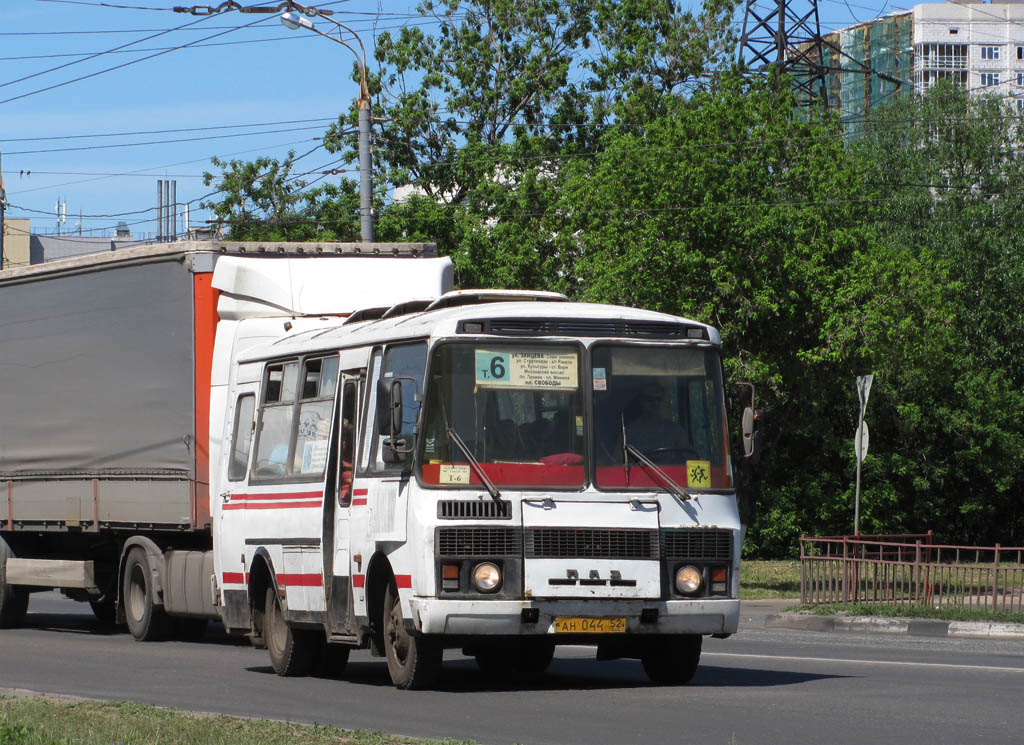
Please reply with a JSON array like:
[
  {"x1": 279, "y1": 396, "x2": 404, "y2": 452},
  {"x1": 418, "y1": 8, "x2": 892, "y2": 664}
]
[
  {"x1": 525, "y1": 528, "x2": 659, "y2": 560},
  {"x1": 437, "y1": 527, "x2": 522, "y2": 557},
  {"x1": 662, "y1": 529, "x2": 732, "y2": 561}
]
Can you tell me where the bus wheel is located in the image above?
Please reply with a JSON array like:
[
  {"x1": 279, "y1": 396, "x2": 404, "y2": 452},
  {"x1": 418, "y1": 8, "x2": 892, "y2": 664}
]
[
  {"x1": 122, "y1": 547, "x2": 171, "y2": 641},
  {"x1": 476, "y1": 640, "x2": 554, "y2": 676},
  {"x1": 0, "y1": 539, "x2": 29, "y2": 629},
  {"x1": 264, "y1": 587, "x2": 315, "y2": 677},
  {"x1": 315, "y1": 642, "x2": 351, "y2": 678},
  {"x1": 383, "y1": 581, "x2": 440, "y2": 689},
  {"x1": 641, "y1": 634, "x2": 702, "y2": 685}
]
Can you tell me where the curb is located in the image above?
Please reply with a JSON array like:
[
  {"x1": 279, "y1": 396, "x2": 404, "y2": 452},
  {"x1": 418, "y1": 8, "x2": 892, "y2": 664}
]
[{"x1": 764, "y1": 613, "x2": 1024, "y2": 640}]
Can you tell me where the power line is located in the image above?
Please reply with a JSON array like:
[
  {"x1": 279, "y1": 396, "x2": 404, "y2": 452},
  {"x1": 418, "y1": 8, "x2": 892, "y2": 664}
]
[
  {"x1": 4, "y1": 124, "x2": 333, "y2": 156},
  {"x1": 0, "y1": 116, "x2": 335, "y2": 143},
  {"x1": 0, "y1": 12, "x2": 271, "y2": 106},
  {"x1": 0, "y1": 12, "x2": 215, "y2": 92},
  {"x1": 9, "y1": 135, "x2": 327, "y2": 196}
]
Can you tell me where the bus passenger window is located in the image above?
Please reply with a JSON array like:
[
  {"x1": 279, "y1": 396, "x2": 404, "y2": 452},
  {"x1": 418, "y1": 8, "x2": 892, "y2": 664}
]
[{"x1": 228, "y1": 394, "x2": 255, "y2": 481}]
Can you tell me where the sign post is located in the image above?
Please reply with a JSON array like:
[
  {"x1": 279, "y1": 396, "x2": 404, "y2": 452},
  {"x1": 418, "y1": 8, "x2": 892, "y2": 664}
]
[{"x1": 854, "y1": 374, "x2": 873, "y2": 536}]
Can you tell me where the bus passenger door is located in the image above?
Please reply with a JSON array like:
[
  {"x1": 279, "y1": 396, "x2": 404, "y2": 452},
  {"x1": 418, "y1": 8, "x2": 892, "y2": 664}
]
[{"x1": 323, "y1": 373, "x2": 360, "y2": 635}]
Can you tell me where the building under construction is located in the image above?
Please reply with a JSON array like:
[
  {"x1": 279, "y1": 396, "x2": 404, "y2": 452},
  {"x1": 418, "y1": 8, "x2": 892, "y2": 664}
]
[{"x1": 819, "y1": 1, "x2": 1024, "y2": 133}]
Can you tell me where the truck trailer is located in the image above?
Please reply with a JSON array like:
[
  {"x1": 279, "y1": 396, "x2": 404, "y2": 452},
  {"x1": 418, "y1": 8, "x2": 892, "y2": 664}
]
[{"x1": 0, "y1": 241, "x2": 759, "y2": 689}]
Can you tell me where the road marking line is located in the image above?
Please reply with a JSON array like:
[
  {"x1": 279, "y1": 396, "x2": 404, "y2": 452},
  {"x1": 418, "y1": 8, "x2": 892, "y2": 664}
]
[{"x1": 704, "y1": 652, "x2": 1024, "y2": 674}]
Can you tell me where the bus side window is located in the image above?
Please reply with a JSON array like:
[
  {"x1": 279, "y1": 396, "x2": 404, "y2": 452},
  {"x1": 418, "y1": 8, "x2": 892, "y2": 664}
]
[
  {"x1": 251, "y1": 356, "x2": 337, "y2": 482},
  {"x1": 338, "y1": 381, "x2": 357, "y2": 504},
  {"x1": 228, "y1": 394, "x2": 255, "y2": 482}
]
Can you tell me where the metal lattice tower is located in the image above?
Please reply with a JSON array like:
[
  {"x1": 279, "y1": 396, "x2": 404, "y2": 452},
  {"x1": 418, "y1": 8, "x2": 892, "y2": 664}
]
[{"x1": 738, "y1": 0, "x2": 831, "y2": 106}]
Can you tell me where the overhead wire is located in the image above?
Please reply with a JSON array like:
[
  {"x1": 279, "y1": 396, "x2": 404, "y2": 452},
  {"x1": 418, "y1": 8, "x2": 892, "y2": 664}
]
[
  {"x1": 0, "y1": 12, "x2": 271, "y2": 106},
  {"x1": 0, "y1": 11, "x2": 214, "y2": 91},
  {"x1": 0, "y1": 116, "x2": 336, "y2": 143}
]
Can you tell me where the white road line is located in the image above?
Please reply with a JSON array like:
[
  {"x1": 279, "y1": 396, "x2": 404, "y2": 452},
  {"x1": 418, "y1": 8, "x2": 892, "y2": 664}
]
[{"x1": 703, "y1": 652, "x2": 1024, "y2": 674}]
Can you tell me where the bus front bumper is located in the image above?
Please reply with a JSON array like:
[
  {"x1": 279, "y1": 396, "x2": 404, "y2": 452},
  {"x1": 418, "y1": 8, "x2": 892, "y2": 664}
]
[{"x1": 408, "y1": 597, "x2": 739, "y2": 636}]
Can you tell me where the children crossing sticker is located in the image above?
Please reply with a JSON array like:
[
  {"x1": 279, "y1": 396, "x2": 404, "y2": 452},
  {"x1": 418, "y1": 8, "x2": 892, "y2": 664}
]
[{"x1": 686, "y1": 460, "x2": 712, "y2": 488}]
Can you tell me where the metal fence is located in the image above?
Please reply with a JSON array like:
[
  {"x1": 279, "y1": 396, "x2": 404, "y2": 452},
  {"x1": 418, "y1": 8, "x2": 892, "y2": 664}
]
[{"x1": 800, "y1": 534, "x2": 1024, "y2": 611}]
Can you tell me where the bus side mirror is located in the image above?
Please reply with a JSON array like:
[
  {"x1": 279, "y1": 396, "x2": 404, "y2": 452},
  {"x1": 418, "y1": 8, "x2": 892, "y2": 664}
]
[
  {"x1": 389, "y1": 380, "x2": 404, "y2": 438},
  {"x1": 742, "y1": 406, "x2": 763, "y2": 464},
  {"x1": 378, "y1": 378, "x2": 413, "y2": 463}
]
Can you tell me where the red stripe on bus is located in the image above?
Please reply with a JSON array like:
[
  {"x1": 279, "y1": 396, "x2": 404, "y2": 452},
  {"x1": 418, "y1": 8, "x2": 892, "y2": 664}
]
[
  {"x1": 395, "y1": 574, "x2": 412, "y2": 589},
  {"x1": 278, "y1": 573, "x2": 323, "y2": 587},
  {"x1": 353, "y1": 488, "x2": 369, "y2": 496},
  {"x1": 232, "y1": 491, "x2": 323, "y2": 502},
  {"x1": 352, "y1": 574, "x2": 365, "y2": 588},
  {"x1": 222, "y1": 500, "x2": 322, "y2": 511},
  {"x1": 351, "y1": 498, "x2": 368, "y2": 506},
  {"x1": 222, "y1": 572, "x2": 248, "y2": 584}
]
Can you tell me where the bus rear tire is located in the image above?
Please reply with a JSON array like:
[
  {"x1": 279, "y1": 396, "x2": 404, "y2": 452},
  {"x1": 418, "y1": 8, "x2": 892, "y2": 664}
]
[
  {"x1": 0, "y1": 539, "x2": 29, "y2": 629},
  {"x1": 641, "y1": 634, "x2": 702, "y2": 685},
  {"x1": 383, "y1": 581, "x2": 440, "y2": 689}
]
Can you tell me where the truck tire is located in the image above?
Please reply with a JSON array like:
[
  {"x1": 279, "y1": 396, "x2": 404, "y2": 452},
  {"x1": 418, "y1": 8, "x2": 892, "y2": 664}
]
[
  {"x1": 0, "y1": 539, "x2": 29, "y2": 629},
  {"x1": 641, "y1": 634, "x2": 702, "y2": 685},
  {"x1": 122, "y1": 547, "x2": 172, "y2": 641},
  {"x1": 383, "y1": 580, "x2": 441, "y2": 690},
  {"x1": 264, "y1": 587, "x2": 317, "y2": 676}
]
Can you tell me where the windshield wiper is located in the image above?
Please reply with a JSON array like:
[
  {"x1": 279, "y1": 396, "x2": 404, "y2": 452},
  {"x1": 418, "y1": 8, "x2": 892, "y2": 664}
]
[
  {"x1": 446, "y1": 426, "x2": 503, "y2": 504},
  {"x1": 621, "y1": 414, "x2": 691, "y2": 502}
]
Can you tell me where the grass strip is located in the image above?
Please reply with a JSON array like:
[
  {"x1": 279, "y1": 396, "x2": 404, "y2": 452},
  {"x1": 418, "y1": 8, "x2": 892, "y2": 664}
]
[
  {"x1": 0, "y1": 696, "x2": 479, "y2": 745},
  {"x1": 786, "y1": 602, "x2": 1024, "y2": 624},
  {"x1": 739, "y1": 560, "x2": 801, "y2": 599}
]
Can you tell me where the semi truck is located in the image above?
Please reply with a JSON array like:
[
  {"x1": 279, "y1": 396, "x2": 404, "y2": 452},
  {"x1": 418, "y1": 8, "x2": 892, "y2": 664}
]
[{"x1": 0, "y1": 241, "x2": 759, "y2": 689}]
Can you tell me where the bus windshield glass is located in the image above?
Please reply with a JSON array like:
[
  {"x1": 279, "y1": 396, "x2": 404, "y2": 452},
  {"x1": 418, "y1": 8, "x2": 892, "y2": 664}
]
[
  {"x1": 419, "y1": 343, "x2": 585, "y2": 488},
  {"x1": 592, "y1": 345, "x2": 731, "y2": 491}
]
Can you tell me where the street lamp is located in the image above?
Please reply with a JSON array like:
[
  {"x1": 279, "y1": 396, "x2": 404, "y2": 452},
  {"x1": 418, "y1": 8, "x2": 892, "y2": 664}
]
[{"x1": 281, "y1": 10, "x2": 374, "y2": 243}]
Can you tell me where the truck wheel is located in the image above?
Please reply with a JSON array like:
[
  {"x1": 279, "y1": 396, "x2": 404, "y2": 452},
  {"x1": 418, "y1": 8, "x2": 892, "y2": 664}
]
[
  {"x1": 122, "y1": 547, "x2": 172, "y2": 641},
  {"x1": 383, "y1": 580, "x2": 440, "y2": 690},
  {"x1": 0, "y1": 540, "x2": 29, "y2": 629},
  {"x1": 641, "y1": 634, "x2": 702, "y2": 685},
  {"x1": 264, "y1": 587, "x2": 316, "y2": 676}
]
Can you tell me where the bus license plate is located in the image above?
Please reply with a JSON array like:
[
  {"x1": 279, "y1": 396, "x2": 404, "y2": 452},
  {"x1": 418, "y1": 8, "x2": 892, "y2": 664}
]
[{"x1": 554, "y1": 617, "x2": 626, "y2": 634}]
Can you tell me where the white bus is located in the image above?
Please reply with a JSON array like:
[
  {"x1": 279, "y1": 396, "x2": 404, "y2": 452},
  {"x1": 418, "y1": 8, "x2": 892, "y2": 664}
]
[{"x1": 212, "y1": 256, "x2": 755, "y2": 689}]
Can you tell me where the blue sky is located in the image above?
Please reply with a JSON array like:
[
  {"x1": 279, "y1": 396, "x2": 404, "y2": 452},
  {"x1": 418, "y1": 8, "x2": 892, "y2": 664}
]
[{"x1": 1, "y1": 0, "x2": 893, "y2": 241}]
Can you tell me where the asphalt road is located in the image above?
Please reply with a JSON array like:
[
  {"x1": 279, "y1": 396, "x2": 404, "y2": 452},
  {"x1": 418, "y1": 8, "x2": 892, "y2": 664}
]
[{"x1": 2, "y1": 593, "x2": 1023, "y2": 745}]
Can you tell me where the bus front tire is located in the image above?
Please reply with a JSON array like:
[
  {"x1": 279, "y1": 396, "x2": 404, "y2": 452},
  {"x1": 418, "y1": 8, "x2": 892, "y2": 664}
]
[
  {"x1": 641, "y1": 634, "x2": 702, "y2": 685},
  {"x1": 383, "y1": 581, "x2": 441, "y2": 690}
]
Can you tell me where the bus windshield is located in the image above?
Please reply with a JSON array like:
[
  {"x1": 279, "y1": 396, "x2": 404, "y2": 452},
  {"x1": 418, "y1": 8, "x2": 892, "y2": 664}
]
[
  {"x1": 592, "y1": 345, "x2": 731, "y2": 491},
  {"x1": 419, "y1": 343, "x2": 585, "y2": 488}
]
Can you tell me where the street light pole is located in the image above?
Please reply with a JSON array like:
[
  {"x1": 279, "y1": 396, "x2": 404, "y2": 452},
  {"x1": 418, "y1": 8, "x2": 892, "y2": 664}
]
[{"x1": 281, "y1": 10, "x2": 374, "y2": 243}]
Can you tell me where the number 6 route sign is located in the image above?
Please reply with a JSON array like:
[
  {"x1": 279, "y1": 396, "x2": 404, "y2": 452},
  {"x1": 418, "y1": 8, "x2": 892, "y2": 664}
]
[{"x1": 474, "y1": 349, "x2": 578, "y2": 390}]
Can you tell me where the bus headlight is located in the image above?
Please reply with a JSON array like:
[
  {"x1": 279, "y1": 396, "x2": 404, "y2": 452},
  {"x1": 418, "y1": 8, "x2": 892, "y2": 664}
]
[
  {"x1": 471, "y1": 562, "x2": 502, "y2": 593},
  {"x1": 675, "y1": 565, "x2": 702, "y2": 595}
]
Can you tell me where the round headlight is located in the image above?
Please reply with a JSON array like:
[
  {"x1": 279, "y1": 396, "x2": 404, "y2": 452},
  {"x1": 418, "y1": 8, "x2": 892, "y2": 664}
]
[
  {"x1": 471, "y1": 562, "x2": 502, "y2": 593},
  {"x1": 675, "y1": 565, "x2": 702, "y2": 595}
]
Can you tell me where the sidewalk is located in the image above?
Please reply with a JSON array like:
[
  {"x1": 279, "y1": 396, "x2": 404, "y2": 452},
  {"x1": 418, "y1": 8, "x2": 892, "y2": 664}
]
[{"x1": 739, "y1": 598, "x2": 1024, "y2": 640}]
